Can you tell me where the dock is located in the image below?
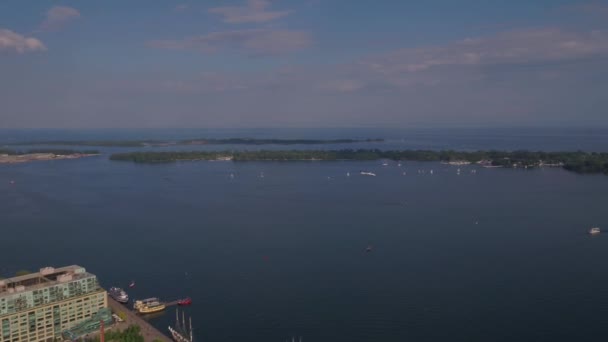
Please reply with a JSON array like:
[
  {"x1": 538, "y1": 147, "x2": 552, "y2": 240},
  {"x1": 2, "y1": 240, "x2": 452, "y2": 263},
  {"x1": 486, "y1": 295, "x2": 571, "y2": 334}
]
[
  {"x1": 164, "y1": 300, "x2": 181, "y2": 307},
  {"x1": 107, "y1": 297, "x2": 172, "y2": 342}
]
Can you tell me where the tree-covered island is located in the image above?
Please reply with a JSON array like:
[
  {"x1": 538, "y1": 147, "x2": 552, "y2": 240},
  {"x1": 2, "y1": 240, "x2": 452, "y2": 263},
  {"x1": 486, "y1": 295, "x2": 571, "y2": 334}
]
[{"x1": 109, "y1": 149, "x2": 608, "y2": 175}]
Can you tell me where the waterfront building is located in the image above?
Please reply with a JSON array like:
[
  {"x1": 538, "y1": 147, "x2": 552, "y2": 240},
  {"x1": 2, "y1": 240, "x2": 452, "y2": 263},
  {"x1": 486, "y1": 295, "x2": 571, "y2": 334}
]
[{"x1": 0, "y1": 265, "x2": 108, "y2": 342}]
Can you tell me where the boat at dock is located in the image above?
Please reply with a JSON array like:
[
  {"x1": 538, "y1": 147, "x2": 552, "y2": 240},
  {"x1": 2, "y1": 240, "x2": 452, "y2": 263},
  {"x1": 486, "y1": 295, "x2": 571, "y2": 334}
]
[
  {"x1": 108, "y1": 287, "x2": 129, "y2": 303},
  {"x1": 134, "y1": 298, "x2": 166, "y2": 314},
  {"x1": 168, "y1": 309, "x2": 193, "y2": 342},
  {"x1": 177, "y1": 297, "x2": 192, "y2": 306}
]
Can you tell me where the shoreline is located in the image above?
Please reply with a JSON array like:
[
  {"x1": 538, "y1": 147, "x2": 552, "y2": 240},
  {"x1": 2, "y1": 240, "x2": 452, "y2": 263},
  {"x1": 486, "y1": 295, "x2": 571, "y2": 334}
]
[
  {"x1": 108, "y1": 149, "x2": 608, "y2": 175},
  {"x1": 0, "y1": 153, "x2": 99, "y2": 164}
]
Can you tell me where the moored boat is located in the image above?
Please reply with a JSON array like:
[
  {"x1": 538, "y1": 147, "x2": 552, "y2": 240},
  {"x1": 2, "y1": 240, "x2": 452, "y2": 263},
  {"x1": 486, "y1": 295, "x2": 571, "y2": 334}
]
[
  {"x1": 168, "y1": 309, "x2": 193, "y2": 342},
  {"x1": 108, "y1": 287, "x2": 129, "y2": 303},
  {"x1": 589, "y1": 227, "x2": 601, "y2": 235},
  {"x1": 134, "y1": 298, "x2": 166, "y2": 314},
  {"x1": 177, "y1": 297, "x2": 192, "y2": 306},
  {"x1": 360, "y1": 171, "x2": 376, "y2": 176}
]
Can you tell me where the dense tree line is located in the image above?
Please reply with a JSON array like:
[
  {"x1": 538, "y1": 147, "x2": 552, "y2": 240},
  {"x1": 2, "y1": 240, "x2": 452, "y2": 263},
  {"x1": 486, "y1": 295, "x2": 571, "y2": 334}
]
[
  {"x1": 87, "y1": 325, "x2": 144, "y2": 342},
  {"x1": 109, "y1": 149, "x2": 608, "y2": 175}
]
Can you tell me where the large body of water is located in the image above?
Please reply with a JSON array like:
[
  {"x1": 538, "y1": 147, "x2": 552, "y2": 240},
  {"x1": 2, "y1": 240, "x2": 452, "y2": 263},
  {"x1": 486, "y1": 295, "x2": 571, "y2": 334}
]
[{"x1": 1, "y1": 128, "x2": 608, "y2": 342}]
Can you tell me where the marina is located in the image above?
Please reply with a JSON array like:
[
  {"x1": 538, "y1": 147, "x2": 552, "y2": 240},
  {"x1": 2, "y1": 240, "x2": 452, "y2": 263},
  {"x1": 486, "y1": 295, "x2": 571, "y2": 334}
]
[
  {"x1": 107, "y1": 297, "x2": 172, "y2": 342},
  {"x1": 168, "y1": 309, "x2": 194, "y2": 342}
]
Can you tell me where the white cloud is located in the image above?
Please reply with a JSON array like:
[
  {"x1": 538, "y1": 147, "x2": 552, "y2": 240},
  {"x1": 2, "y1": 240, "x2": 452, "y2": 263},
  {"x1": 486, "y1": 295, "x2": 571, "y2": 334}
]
[
  {"x1": 363, "y1": 28, "x2": 608, "y2": 75},
  {"x1": 208, "y1": 0, "x2": 291, "y2": 23},
  {"x1": 0, "y1": 28, "x2": 46, "y2": 53},
  {"x1": 41, "y1": 6, "x2": 81, "y2": 30},
  {"x1": 158, "y1": 27, "x2": 608, "y2": 95},
  {"x1": 148, "y1": 29, "x2": 312, "y2": 56}
]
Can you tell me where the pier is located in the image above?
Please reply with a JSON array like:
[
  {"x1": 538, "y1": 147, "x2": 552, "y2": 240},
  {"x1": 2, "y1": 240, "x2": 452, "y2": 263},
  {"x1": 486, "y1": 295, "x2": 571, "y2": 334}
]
[{"x1": 107, "y1": 297, "x2": 172, "y2": 342}]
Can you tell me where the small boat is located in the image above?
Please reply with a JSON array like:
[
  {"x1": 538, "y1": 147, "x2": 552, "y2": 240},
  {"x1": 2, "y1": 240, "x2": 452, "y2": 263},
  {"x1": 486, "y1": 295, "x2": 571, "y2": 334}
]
[
  {"x1": 177, "y1": 297, "x2": 192, "y2": 306},
  {"x1": 360, "y1": 171, "x2": 376, "y2": 177},
  {"x1": 382, "y1": 162, "x2": 389, "y2": 166},
  {"x1": 129, "y1": 280, "x2": 136, "y2": 288},
  {"x1": 346, "y1": 172, "x2": 350, "y2": 177},
  {"x1": 134, "y1": 298, "x2": 166, "y2": 314},
  {"x1": 589, "y1": 227, "x2": 601, "y2": 235},
  {"x1": 365, "y1": 246, "x2": 373, "y2": 253},
  {"x1": 108, "y1": 287, "x2": 129, "y2": 303}
]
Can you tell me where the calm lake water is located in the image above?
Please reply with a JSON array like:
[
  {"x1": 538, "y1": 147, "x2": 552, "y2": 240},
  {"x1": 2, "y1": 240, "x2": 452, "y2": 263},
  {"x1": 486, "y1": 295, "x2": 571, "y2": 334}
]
[{"x1": 1, "y1": 128, "x2": 608, "y2": 342}]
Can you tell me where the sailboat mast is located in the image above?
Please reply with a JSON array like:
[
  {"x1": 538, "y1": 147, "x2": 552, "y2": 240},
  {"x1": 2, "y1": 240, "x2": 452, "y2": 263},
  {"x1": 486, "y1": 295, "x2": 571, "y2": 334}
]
[
  {"x1": 189, "y1": 317, "x2": 193, "y2": 342},
  {"x1": 182, "y1": 311, "x2": 186, "y2": 332}
]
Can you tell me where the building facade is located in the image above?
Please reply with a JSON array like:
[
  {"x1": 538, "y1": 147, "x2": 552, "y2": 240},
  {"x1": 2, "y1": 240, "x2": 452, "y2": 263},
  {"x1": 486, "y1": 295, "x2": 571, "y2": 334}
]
[{"x1": 0, "y1": 265, "x2": 107, "y2": 342}]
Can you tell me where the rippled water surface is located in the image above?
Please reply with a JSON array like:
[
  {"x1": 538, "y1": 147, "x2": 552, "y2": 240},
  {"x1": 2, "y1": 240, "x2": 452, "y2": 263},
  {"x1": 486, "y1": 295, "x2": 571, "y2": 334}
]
[{"x1": 1, "y1": 128, "x2": 608, "y2": 342}]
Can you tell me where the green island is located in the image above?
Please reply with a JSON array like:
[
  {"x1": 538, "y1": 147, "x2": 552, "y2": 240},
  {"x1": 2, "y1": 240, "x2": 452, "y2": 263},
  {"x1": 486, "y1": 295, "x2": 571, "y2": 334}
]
[
  {"x1": 109, "y1": 149, "x2": 608, "y2": 175},
  {"x1": 9, "y1": 138, "x2": 383, "y2": 147}
]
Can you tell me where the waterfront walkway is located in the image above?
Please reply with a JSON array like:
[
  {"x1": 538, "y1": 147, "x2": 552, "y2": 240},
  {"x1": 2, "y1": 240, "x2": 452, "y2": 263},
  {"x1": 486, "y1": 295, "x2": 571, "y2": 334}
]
[{"x1": 107, "y1": 297, "x2": 172, "y2": 342}]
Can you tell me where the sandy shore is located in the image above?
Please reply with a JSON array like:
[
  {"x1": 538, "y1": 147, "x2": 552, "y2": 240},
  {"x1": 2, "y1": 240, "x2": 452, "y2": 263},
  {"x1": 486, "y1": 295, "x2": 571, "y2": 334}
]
[{"x1": 0, "y1": 153, "x2": 98, "y2": 164}]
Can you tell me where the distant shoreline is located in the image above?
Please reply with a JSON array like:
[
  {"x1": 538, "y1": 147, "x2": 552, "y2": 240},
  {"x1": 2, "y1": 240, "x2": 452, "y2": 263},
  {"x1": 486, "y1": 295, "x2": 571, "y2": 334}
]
[
  {"x1": 109, "y1": 149, "x2": 608, "y2": 175},
  {"x1": 8, "y1": 138, "x2": 384, "y2": 147},
  {"x1": 0, "y1": 149, "x2": 99, "y2": 164}
]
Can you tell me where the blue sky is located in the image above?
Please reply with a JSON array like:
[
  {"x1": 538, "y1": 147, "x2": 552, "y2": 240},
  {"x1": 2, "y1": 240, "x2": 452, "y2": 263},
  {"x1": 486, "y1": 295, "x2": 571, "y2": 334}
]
[{"x1": 1, "y1": 0, "x2": 607, "y2": 128}]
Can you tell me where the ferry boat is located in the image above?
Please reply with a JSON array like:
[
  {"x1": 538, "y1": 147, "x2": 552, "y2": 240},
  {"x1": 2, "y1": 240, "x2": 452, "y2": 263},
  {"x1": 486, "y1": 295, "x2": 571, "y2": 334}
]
[
  {"x1": 108, "y1": 287, "x2": 129, "y2": 303},
  {"x1": 360, "y1": 171, "x2": 376, "y2": 176},
  {"x1": 134, "y1": 298, "x2": 166, "y2": 314},
  {"x1": 589, "y1": 227, "x2": 601, "y2": 235},
  {"x1": 169, "y1": 309, "x2": 193, "y2": 342}
]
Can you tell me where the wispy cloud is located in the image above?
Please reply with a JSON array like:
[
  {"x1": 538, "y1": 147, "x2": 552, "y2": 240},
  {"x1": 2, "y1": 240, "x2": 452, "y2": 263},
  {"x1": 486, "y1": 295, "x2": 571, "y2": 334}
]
[
  {"x1": 575, "y1": 2, "x2": 608, "y2": 17},
  {"x1": 149, "y1": 27, "x2": 608, "y2": 96},
  {"x1": 362, "y1": 28, "x2": 608, "y2": 75},
  {"x1": 174, "y1": 4, "x2": 189, "y2": 12},
  {"x1": 208, "y1": 0, "x2": 291, "y2": 24},
  {"x1": 319, "y1": 80, "x2": 366, "y2": 93},
  {"x1": 41, "y1": 6, "x2": 81, "y2": 31},
  {"x1": 148, "y1": 29, "x2": 312, "y2": 56},
  {"x1": 0, "y1": 28, "x2": 46, "y2": 53}
]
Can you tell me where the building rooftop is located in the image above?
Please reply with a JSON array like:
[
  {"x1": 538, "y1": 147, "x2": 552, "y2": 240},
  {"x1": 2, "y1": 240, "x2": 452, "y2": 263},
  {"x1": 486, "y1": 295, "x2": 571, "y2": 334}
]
[{"x1": 0, "y1": 265, "x2": 95, "y2": 299}]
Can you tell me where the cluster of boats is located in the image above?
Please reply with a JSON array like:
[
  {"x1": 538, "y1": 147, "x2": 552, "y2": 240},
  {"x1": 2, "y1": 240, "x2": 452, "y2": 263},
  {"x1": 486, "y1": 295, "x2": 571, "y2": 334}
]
[
  {"x1": 169, "y1": 309, "x2": 194, "y2": 342},
  {"x1": 108, "y1": 284, "x2": 196, "y2": 341},
  {"x1": 108, "y1": 286, "x2": 192, "y2": 314}
]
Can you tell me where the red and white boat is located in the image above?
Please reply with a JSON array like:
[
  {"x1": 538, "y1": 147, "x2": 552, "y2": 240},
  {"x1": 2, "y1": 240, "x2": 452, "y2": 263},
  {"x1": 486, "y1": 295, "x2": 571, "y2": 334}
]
[{"x1": 177, "y1": 297, "x2": 192, "y2": 306}]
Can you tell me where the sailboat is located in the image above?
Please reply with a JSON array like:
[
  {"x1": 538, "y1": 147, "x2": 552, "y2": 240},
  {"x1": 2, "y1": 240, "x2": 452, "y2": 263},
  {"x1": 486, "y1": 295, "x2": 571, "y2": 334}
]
[{"x1": 168, "y1": 309, "x2": 194, "y2": 342}]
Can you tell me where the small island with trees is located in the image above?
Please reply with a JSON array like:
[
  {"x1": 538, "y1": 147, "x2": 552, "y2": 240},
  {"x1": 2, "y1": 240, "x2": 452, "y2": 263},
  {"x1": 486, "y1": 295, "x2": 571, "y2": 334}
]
[
  {"x1": 0, "y1": 148, "x2": 99, "y2": 164},
  {"x1": 109, "y1": 149, "x2": 608, "y2": 175}
]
